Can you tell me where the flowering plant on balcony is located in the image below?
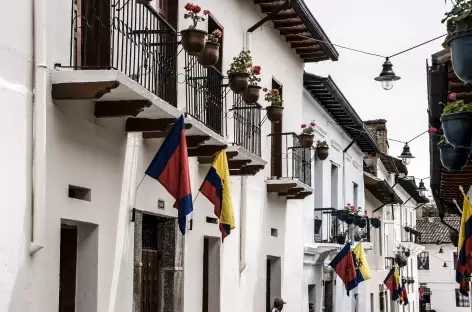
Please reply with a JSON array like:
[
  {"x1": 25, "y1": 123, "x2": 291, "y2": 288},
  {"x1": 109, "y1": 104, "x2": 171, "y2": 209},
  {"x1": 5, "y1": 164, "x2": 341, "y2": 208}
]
[
  {"x1": 316, "y1": 140, "x2": 328, "y2": 148},
  {"x1": 184, "y1": 3, "x2": 208, "y2": 28},
  {"x1": 344, "y1": 203, "x2": 361, "y2": 215},
  {"x1": 181, "y1": 3, "x2": 209, "y2": 55},
  {"x1": 206, "y1": 29, "x2": 222, "y2": 44},
  {"x1": 228, "y1": 50, "x2": 252, "y2": 75},
  {"x1": 301, "y1": 121, "x2": 316, "y2": 135},
  {"x1": 248, "y1": 65, "x2": 262, "y2": 86},
  {"x1": 315, "y1": 140, "x2": 329, "y2": 160},
  {"x1": 242, "y1": 64, "x2": 263, "y2": 104},
  {"x1": 264, "y1": 88, "x2": 283, "y2": 106},
  {"x1": 298, "y1": 121, "x2": 316, "y2": 148},
  {"x1": 263, "y1": 88, "x2": 284, "y2": 123}
]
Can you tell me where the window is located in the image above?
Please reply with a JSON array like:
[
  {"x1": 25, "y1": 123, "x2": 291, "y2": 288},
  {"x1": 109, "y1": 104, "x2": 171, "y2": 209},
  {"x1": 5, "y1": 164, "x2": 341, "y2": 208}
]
[
  {"x1": 353, "y1": 183, "x2": 358, "y2": 207},
  {"x1": 418, "y1": 252, "x2": 430, "y2": 270},
  {"x1": 456, "y1": 289, "x2": 470, "y2": 307},
  {"x1": 370, "y1": 293, "x2": 374, "y2": 312},
  {"x1": 454, "y1": 252, "x2": 458, "y2": 269},
  {"x1": 270, "y1": 78, "x2": 283, "y2": 178}
]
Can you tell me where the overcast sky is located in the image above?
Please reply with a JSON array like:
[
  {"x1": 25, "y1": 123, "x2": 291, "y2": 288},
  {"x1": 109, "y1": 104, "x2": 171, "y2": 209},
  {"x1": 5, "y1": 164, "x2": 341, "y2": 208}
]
[{"x1": 305, "y1": 0, "x2": 447, "y2": 191}]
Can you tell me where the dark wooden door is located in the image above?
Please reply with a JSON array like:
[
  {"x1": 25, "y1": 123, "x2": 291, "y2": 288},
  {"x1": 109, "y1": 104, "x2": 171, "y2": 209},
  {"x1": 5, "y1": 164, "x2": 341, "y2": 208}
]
[
  {"x1": 59, "y1": 226, "x2": 78, "y2": 312},
  {"x1": 141, "y1": 249, "x2": 160, "y2": 312},
  {"x1": 323, "y1": 280, "x2": 333, "y2": 312},
  {"x1": 80, "y1": 0, "x2": 110, "y2": 68},
  {"x1": 266, "y1": 258, "x2": 271, "y2": 312}
]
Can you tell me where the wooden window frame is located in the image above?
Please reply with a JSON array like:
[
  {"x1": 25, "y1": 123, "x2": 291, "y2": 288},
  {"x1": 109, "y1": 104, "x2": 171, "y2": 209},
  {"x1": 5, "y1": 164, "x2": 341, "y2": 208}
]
[{"x1": 270, "y1": 78, "x2": 283, "y2": 178}]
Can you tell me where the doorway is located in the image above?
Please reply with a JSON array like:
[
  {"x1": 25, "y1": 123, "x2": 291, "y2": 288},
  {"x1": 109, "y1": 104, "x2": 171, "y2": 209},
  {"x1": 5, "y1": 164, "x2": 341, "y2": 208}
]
[
  {"x1": 59, "y1": 226, "x2": 78, "y2": 312},
  {"x1": 266, "y1": 256, "x2": 282, "y2": 312},
  {"x1": 202, "y1": 237, "x2": 221, "y2": 312},
  {"x1": 141, "y1": 214, "x2": 161, "y2": 312}
]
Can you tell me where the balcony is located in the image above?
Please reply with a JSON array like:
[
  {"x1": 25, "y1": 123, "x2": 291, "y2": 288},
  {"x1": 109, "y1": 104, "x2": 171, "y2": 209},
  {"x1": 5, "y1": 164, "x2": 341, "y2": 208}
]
[
  {"x1": 51, "y1": 0, "x2": 226, "y2": 156},
  {"x1": 266, "y1": 133, "x2": 313, "y2": 199}
]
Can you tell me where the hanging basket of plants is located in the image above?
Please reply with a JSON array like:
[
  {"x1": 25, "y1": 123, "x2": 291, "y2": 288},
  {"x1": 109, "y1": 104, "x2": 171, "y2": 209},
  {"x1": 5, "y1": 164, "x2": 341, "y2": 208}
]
[
  {"x1": 441, "y1": 93, "x2": 472, "y2": 148},
  {"x1": 243, "y1": 65, "x2": 262, "y2": 104},
  {"x1": 197, "y1": 29, "x2": 222, "y2": 68},
  {"x1": 299, "y1": 121, "x2": 316, "y2": 148},
  {"x1": 443, "y1": 1, "x2": 472, "y2": 83},
  {"x1": 181, "y1": 4, "x2": 208, "y2": 55},
  {"x1": 335, "y1": 235, "x2": 346, "y2": 245},
  {"x1": 338, "y1": 210, "x2": 348, "y2": 222},
  {"x1": 345, "y1": 214, "x2": 355, "y2": 225},
  {"x1": 395, "y1": 254, "x2": 408, "y2": 267},
  {"x1": 264, "y1": 88, "x2": 284, "y2": 122},
  {"x1": 439, "y1": 138, "x2": 469, "y2": 171},
  {"x1": 358, "y1": 218, "x2": 367, "y2": 229},
  {"x1": 370, "y1": 218, "x2": 381, "y2": 228},
  {"x1": 404, "y1": 250, "x2": 411, "y2": 258},
  {"x1": 227, "y1": 51, "x2": 252, "y2": 93},
  {"x1": 316, "y1": 141, "x2": 329, "y2": 160},
  {"x1": 353, "y1": 215, "x2": 362, "y2": 226}
]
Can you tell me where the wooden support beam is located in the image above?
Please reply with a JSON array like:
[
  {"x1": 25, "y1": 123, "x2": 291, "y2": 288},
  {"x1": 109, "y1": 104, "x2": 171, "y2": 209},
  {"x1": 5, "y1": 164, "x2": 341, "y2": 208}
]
[
  {"x1": 52, "y1": 81, "x2": 120, "y2": 100},
  {"x1": 94, "y1": 100, "x2": 151, "y2": 118}
]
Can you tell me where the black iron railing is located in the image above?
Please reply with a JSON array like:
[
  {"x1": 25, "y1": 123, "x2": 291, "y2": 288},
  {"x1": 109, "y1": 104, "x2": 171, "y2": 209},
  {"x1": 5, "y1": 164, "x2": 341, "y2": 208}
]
[
  {"x1": 184, "y1": 53, "x2": 226, "y2": 135},
  {"x1": 268, "y1": 132, "x2": 312, "y2": 185},
  {"x1": 69, "y1": 0, "x2": 178, "y2": 105},
  {"x1": 232, "y1": 94, "x2": 262, "y2": 156},
  {"x1": 314, "y1": 211, "x2": 344, "y2": 243}
]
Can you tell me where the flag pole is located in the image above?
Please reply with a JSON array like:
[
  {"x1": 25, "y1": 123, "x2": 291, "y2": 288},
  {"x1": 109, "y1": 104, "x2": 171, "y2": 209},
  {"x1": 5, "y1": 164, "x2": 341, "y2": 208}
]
[{"x1": 135, "y1": 174, "x2": 146, "y2": 192}]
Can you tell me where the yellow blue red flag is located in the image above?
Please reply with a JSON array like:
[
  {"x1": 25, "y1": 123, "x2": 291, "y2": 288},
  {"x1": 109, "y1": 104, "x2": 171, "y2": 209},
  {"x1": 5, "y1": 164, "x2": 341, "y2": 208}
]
[
  {"x1": 456, "y1": 188, "x2": 472, "y2": 296},
  {"x1": 352, "y1": 242, "x2": 372, "y2": 283}
]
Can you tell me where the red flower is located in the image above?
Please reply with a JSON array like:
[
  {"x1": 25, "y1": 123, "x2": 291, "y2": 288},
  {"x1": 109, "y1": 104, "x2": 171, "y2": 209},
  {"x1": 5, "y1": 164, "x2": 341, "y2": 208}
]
[
  {"x1": 310, "y1": 121, "x2": 316, "y2": 127},
  {"x1": 263, "y1": 87, "x2": 268, "y2": 92},
  {"x1": 184, "y1": 3, "x2": 193, "y2": 10},
  {"x1": 248, "y1": 63, "x2": 252, "y2": 67},
  {"x1": 273, "y1": 89, "x2": 279, "y2": 95},
  {"x1": 301, "y1": 124, "x2": 307, "y2": 129},
  {"x1": 427, "y1": 127, "x2": 438, "y2": 134},
  {"x1": 449, "y1": 92, "x2": 457, "y2": 101},
  {"x1": 214, "y1": 29, "x2": 222, "y2": 37},
  {"x1": 192, "y1": 5, "x2": 201, "y2": 13},
  {"x1": 203, "y1": 9, "x2": 210, "y2": 15},
  {"x1": 346, "y1": 203, "x2": 351, "y2": 206},
  {"x1": 252, "y1": 65, "x2": 261, "y2": 75}
]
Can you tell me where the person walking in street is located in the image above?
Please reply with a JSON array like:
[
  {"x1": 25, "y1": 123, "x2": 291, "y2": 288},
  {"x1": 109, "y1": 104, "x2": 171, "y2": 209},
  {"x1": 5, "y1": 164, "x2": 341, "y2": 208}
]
[{"x1": 271, "y1": 298, "x2": 286, "y2": 312}]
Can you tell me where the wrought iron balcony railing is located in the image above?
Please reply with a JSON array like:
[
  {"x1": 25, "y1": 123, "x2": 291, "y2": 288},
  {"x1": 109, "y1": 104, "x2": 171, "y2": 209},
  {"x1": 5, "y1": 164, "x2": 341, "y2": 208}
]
[
  {"x1": 184, "y1": 53, "x2": 226, "y2": 136},
  {"x1": 231, "y1": 94, "x2": 262, "y2": 157},
  {"x1": 314, "y1": 212, "x2": 343, "y2": 243},
  {"x1": 69, "y1": 0, "x2": 178, "y2": 105},
  {"x1": 268, "y1": 132, "x2": 312, "y2": 185}
]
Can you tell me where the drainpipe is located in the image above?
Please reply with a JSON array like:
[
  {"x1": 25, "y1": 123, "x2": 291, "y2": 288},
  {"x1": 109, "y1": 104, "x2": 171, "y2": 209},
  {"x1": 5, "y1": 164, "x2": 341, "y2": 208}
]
[
  {"x1": 239, "y1": 177, "x2": 247, "y2": 273},
  {"x1": 29, "y1": 0, "x2": 48, "y2": 256},
  {"x1": 343, "y1": 140, "x2": 355, "y2": 242}
]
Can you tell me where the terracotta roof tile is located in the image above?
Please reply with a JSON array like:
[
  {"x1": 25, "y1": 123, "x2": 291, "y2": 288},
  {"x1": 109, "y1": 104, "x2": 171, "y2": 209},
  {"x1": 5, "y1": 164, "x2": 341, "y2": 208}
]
[{"x1": 416, "y1": 216, "x2": 460, "y2": 244}]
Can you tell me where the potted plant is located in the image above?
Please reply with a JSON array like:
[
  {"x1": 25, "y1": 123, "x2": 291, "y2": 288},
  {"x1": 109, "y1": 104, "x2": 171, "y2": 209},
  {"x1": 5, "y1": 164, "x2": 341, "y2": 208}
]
[
  {"x1": 404, "y1": 249, "x2": 411, "y2": 258},
  {"x1": 344, "y1": 203, "x2": 360, "y2": 225},
  {"x1": 450, "y1": 230, "x2": 459, "y2": 247},
  {"x1": 181, "y1": 4, "x2": 209, "y2": 55},
  {"x1": 338, "y1": 210, "x2": 348, "y2": 222},
  {"x1": 442, "y1": 0, "x2": 472, "y2": 83},
  {"x1": 441, "y1": 92, "x2": 472, "y2": 148},
  {"x1": 242, "y1": 65, "x2": 262, "y2": 104},
  {"x1": 370, "y1": 217, "x2": 381, "y2": 228},
  {"x1": 227, "y1": 50, "x2": 252, "y2": 93},
  {"x1": 264, "y1": 88, "x2": 283, "y2": 122},
  {"x1": 358, "y1": 218, "x2": 367, "y2": 229},
  {"x1": 197, "y1": 29, "x2": 222, "y2": 67},
  {"x1": 316, "y1": 140, "x2": 329, "y2": 160},
  {"x1": 335, "y1": 233, "x2": 346, "y2": 245},
  {"x1": 299, "y1": 121, "x2": 316, "y2": 148},
  {"x1": 438, "y1": 135, "x2": 469, "y2": 171}
]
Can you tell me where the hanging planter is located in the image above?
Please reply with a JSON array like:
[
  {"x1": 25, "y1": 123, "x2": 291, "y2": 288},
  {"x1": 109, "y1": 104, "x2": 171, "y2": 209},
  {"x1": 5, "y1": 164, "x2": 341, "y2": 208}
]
[
  {"x1": 316, "y1": 141, "x2": 329, "y2": 160},
  {"x1": 370, "y1": 218, "x2": 381, "y2": 228},
  {"x1": 298, "y1": 121, "x2": 316, "y2": 148},
  {"x1": 353, "y1": 215, "x2": 362, "y2": 226},
  {"x1": 395, "y1": 254, "x2": 408, "y2": 267},
  {"x1": 181, "y1": 4, "x2": 209, "y2": 55},
  {"x1": 439, "y1": 140, "x2": 469, "y2": 171},
  {"x1": 197, "y1": 29, "x2": 222, "y2": 68},
  {"x1": 242, "y1": 65, "x2": 262, "y2": 104},
  {"x1": 404, "y1": 250, "x2": 411, "y2": 258},
  {"x1": 338, "y1": 210, "x2": 348, "y2": 222},
  {"x1": 227, "y1": 51, "x2": 252, "y2": 93},
  {"x1": 345, "y1": 214, "x2": 355, "y2": 225},
  {"x1": 405, "y1": 226, "x2": 411, "y2": 232},
  {"x1": 335, "y1": 235, "x2": 346, "y2": 245},
  {"x1": 264, "y1": 88, "x2": 283, "y2": 123},
  {"x1": 442, "y1": 2, "x2": 472, "y2": 83},
  {"x1": 450, "y1": 230, "x2": 459, "y2": 247},
  {"x1": 358, "y1": 218, "x2": 367, "y2": 229}
]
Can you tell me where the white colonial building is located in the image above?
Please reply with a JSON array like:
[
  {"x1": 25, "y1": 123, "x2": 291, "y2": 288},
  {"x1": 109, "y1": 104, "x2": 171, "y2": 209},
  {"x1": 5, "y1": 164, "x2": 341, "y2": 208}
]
[
  {"x1": 0, "y1": 0, "x2": 341, "y2": 312},
  {"x1": 416, "y1": 216, "x2": 470, "y2": 312},
  {"x1": 301, "y1": 74, "x2": 378, "y2": 312},
  {"x1": 363, "y1": 119, "x2": 428, "y2": 312}
]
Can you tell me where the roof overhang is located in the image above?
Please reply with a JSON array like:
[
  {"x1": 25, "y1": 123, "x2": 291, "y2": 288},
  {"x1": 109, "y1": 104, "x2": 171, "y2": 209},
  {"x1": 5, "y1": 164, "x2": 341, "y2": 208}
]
[
  {"x1": 364, "y1": 172, "x2": 403, "y2": 205},
  {"x1": 427, "y1": 49, "x2": 472, "y2": 215},
  {"x1": 303, "y1": 73, "x2": 380, "y2": 153},
  {"x1": 378, "y1": 152, "x2": 408, "y2": 175},
  {"x1": 398, "y1": 177, "x2": 429, "y2": 204},
  {"x1": 252, "y1": 0, "x2": 338, "y2": 63}
]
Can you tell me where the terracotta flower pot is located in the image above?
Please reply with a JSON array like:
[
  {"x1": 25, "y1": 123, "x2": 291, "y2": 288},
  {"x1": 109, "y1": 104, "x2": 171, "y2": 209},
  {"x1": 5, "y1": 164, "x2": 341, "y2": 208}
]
[
  {"x1": 299, "y1": 134, "x2": 314, "y2": 148},
  {"x1": 345, "y1": 214, "x2": 355, "y2": 225},
  {"x1": 316, "y1": 147, "x2": 329, "y2": 160},
  {"x1": 370, "y1": 218, "x2": 381, "y2": 228},
  {"x1": 229, "y1": 73, "x2": 250, "y2": 94},
  {"x1": 181, "y1": 28, "x2": 207, "y2": 55},
  {"x1": 338, "y1": 210, "x2": 348, "y2": 222},
  {"x1": 439, "y1": 143, "x2": 469, "y2": 172},
  {"x1": 441, "y1": 111, "x2": 472, "y2": 148},
  {"x1": 242, "y1": 85, "x2": 261, "y2": 104},
  {"x1": 353, "y1": 215, "x2": 362, "y2": 226},
  {"x1": 335, "y1": 235, "x2": 346, "y2": 245},
  {"x1": 266, "y1": 106, "x2": 284, "y2": 123},
  {"x1": 197, "y1": 42, "x2": 220, "y2": 68},
  {"x1": 358, "y1": 218, "x2": 367, "y2": 229},
  {"x1": 447, "y1": 28, "x2": 472, "y2": 84}
]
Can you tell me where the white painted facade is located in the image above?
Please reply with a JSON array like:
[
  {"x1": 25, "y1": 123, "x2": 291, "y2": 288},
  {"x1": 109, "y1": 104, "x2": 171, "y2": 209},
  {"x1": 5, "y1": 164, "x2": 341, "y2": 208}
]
[
  {"x1": 418, "y1": 243, "x2": 469, "y2": 312},
  {"x1": 301, "y1": 88, "x2": 366, "y2": 312},
  {"x1": 0, "y1": 1, "x2": 332, "y2": 312}
]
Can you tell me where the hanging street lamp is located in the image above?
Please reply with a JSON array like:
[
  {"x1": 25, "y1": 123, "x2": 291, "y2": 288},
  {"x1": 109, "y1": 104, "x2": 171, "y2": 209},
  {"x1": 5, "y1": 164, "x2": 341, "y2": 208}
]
[
  {"x1": 375, "y1": 57, "x2": 401, "y2": 90},
  {"x1": 417, "y1": 180, "x2": 427, "y2": 197},
  {"x1": 398, "y1": 143, "x2": 415, "y2": 165}
]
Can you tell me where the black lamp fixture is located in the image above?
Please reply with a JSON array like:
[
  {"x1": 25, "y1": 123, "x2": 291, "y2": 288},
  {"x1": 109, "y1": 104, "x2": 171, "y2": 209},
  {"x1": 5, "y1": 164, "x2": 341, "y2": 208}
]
[
  {"x1": 375, "y1": 57, "x2": 401, "y2": 90},
  {"x1": 443, "y1": 262, "x2": 448, "y2": 268},
  {"x1": 439, "y1": 247, "x2": 444, "y2": 254},
  {"x1": 398, "y1": 143, "x2": 415, "y2": 165},
  {"x1": 417, "y1": 180, "x2": 427, "y2": 197}
]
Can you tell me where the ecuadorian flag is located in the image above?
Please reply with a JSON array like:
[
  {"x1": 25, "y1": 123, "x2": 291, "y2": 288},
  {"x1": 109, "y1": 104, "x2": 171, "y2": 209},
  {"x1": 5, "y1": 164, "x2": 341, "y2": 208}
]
[
  {"x1": 352, "y1": 242, "x2": 371, "y2": 284},
  {"x1": 456, "y1": 188, "x2": 472, "y2": 296},
  {"x1": 384, "y1": 267, "x2": 401, "y2": 301},
  {"x1": 200, "y1": 150, "x2": 235, "y2": 240},
  {"x1": 328, "y1": 243, "x2": 358, "y2": 295}
]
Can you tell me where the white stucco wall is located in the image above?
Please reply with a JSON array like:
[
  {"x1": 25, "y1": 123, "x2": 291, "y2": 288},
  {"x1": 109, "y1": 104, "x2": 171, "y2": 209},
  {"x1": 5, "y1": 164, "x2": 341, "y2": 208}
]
[
  {"x1": 418, "y1": 244, "x2": 470, "y2": 312},
  {"x1": 301, "y1": 89, "x2": 365, "y2": 312},
  {"x1": 0, "y1": 0, "x2": 312, "y2": 312}
]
